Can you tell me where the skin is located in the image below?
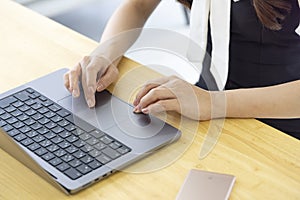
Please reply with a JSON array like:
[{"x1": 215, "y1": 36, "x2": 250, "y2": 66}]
[{"x1": 64, "y1": 0, "x2": 300, "y2": 121}]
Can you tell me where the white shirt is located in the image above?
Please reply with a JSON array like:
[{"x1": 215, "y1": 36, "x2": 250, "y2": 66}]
[{"x1": 189, "y1": 0, "x2": 300, "y2": 90}]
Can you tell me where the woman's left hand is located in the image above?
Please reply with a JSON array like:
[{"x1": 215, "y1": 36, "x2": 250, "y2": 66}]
[{"x1": 133, "y1": 76, "x2": 213, "y2": 121}]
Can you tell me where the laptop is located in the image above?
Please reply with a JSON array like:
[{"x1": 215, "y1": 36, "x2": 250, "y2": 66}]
[{"x1": 0, "y1": 68, "x2": 181, "y2": 194}]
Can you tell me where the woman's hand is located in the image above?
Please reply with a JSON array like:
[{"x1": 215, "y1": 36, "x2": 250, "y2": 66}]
[
  {"x1": 133, "y1": 76, "x2": 214, "y2": 121},
  {"x1": 64, "y1": 55, "x2": 119, "y2": 107}
]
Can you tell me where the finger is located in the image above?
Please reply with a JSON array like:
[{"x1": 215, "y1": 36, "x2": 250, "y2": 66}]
[
  {"x1": 63, "y1": 72, "x2": 71, "y2": 92},
  {"x1": 141, "y1": 99, "x2": 179, "y2": 114},
  {"x1": 134, "y1": 76, "x2": 170, "y2": 106},
  {"x1": 134, "y1": 86, "x2": 175, "y2": 113},
  {"x1": 96, "y1": 64, "x2": 119, "y2": 92},
  {"x1": 69, "y1": 63, "x2": 81, "y2": 97},
  {"x1": 81, "y1": 57, "x2": 96, "y2": 108}
]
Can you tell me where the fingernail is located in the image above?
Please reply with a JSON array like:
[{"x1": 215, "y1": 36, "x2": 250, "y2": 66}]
[
  {"x1": 141, "y1": 108, "x2": 149, "y2": 114},
  {"x1": 133, "y1": 106, "x2": 141, "y2": 114},
  {"x1": 72, "y1": 89, "x2": 79, "y2": 97},
  {"x1": 87, "y1": 99, "x2": 94, "y2": 108},
  {"x1": 97, "y1": 83, "x2": 104, "y2": 91}
]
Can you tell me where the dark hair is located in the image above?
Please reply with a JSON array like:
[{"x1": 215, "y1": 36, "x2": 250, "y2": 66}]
[{"x1": 178, "y1": 0, "x2": 292, "y2": 31}]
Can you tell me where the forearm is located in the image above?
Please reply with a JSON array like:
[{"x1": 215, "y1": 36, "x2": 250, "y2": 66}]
[
  {"x1": 92, "y1": 0, "x2": 160, "y2": 64},
  {"x1": 225, "y1": 80, "x2": 300, "y2": 119}
]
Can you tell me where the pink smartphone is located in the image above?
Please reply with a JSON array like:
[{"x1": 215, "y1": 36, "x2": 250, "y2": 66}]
[{"x1": 176, "y1": 169, "x2": 236, "y2": 200}]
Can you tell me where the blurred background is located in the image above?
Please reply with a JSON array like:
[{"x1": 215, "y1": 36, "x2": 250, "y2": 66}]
[
  {"x1": 15, "y1": 0, "x2": 189, "y2": 41},
  {"x1": 14, "y1": 0, "x2": 198, "y2": 83}
]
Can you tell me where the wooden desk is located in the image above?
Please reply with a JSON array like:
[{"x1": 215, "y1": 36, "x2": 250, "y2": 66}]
[{"x1": 0, "y1": 1, "x2": 299, "y2": 199}]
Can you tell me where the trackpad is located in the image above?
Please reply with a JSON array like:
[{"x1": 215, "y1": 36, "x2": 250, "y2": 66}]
[
  {"x1": 58, "y1": 90, "x2": 130, "y2": 130},
  {"x1": 116, "y1": 112, "x2": 166, "y2": 139}
]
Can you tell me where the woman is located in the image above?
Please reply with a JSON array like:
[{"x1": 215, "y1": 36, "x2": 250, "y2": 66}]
[{"x1": 64, "y1": 0, "x2": 300, "y2": 139}]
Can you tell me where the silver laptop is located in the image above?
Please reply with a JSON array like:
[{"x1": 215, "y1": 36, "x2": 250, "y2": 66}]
[{"x1": 0, "y1": 68, "x2": 181, "y2": 194}]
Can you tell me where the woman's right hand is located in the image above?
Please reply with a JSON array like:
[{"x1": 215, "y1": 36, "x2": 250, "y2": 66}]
[{"x1": 64, "y1": 55, "x2": 119, "y2": 108}]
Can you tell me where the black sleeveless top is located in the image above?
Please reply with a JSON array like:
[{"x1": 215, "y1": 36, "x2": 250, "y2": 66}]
[{"x1": 196, "y1": 0, "x2": 300, "y2": 139}]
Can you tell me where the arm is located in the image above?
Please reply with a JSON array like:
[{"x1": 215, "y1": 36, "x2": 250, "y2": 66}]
[
  {"x1": 133, "y1": 77, "x2": 300, "y2": 120},
  {"x1": 64, "y1": 0, "x2": 160, "y2": 107},
  {"x1": 225, "y1": 80, "x2": 300, "y2": 119}
]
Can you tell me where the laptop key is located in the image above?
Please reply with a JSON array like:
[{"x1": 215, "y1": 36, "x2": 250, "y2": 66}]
[
  {"x1": 52, "y1": 126, "x2": 64, "y2": 134},
  {"x1": 58, "y1": 141, "x2": 71, "y2": 149},
  {"x1": 54, "y1": 149, "x2": 67, "y2": 157},
  {"x1": 35, "y1": 148, "x2": 48, "y2": 156},
  {"x1": 31, "y1": 103, "x2": 43, "y2": 110},
  {"x1": 21, "y1": 138, "x2": 34, "y2": 146},
  {"x1": 26, "y1": 130, "x2": 38, "y2": 138},
  {"x1": 44, "y1": 131, "x2": 56, "y2": 139},
  {"x1": 88, "y1": 160, "x2": 102, "y2": 170},
  {"x1": 80, "y1": 155, "x2": 93, "y2": 164},
  {"x1": 27, "y1": 143, "x2": 41, "y2": 151},
  {"x1": 76, "y1": 164, "x2": 92, "y2": 175},
  {"x1": 66, "y1": 145, "x2": 78, "y2": 154},
  {"x1": 61, "y1": 154, "x2": 74, "y2": 162},
  {"x1": 17, "y1": 114, "x2": 29, "y2": 121},
  {"x1": 57, "y1": 110, "x2": 70, "y2": 118},
  {"x1": 49, "y1": 104, "x2": 61, "y2": 112},
  {"x1": 14, "y1": 133, "x2": 27, "y2": 141},
  {"x1": 30, "y1": 122, "x2": 42, "y2": 130},
  {"x1": 5, "y1": 106, "x2": 16, "y2": 113},
  {"x1": 117, "y1": 146, "x2": 130, "y2": 155},
  {"x1": 12, "y1": 101, "x2": 24, "y2": 108},
  {"x1": 100, "y1": 136, "x2": 113, "y2": 144},
  {"x1": 32, "y1": 113, "x2": 43, "y2": 120},
  {"x1": 89, "y1": 130, "x2": 104, "y2": 139},
  {"x1": 7, "y1": 129, "x2": 20, "y2": 137},
  {"x1": 102, "y1": 147, "x2": 121, "y2": 160},
  {"x1": 66, "y1": 135, "x2": 78, "y2": 143},
  {"x1": 57, "y1": 162, "x2": 70, "y2": 172},
  {"x1": 73, "y1": 150, "x2": 85, "y2": 159},
  {"x1": 14, "y1": 92, "x2": 29, "y2": 102},
  {"x1": 24, "y1": 118, "x2": 35, "y2": 126},
  {"x1": 59, "y1": 130, "x2": 72, "y2": 138},
  {"x1": 25, "y1": 99, "x2": 36, "y2": 106},
  {"x1": 42, "y1": 152, "x2": 55, "y2": 161},
  {"x1": 47, "y1": 144, "x2": 59, "y2": 152},
  {"x1": 80, "y1": 144, "x2": 93, "y2": 153},
  {"x1": 3, "y1": 124, "x2": 14, "y2": 132},
  {"x1": 109, "y1": 142, "x2": 122, "y2": 149},
  {"x1": 26, "y1": 88, "x2": 34, "y2": 94},
  {"x1": 13, "y1": 121, "x2": 25, "y2": 129},
  {"x1": 89, "y1": 149, "x2": 101, "y2": 158},
  {"x1": 0, "y1": 113, "x2": 11, "y2": 120},
  {"x1": 51, "y1": 136, "x2": 64, "y2": 144},
  {"x1": 19, "y1": 126, "x2": 31, "y2": 134},
  {"x1": 96, "y1": 154, "x2": 111, "y2": 164},
  {"x1": 38, "y1": 117, "x2": 50, "y2": 125},
  {"x1": 0, "y1": 96, "x2": 18, "y2": 108},
  {"x1": 51, "y1": 115, "x2": 63, "y2": 123},
  {"x1": 32, "y1": 135, "x2": 45, "y2": 143},
  {"x1": 69, "y1": 160, "x2": 82, "y2": 168},
  {"x1": 0, "y1": 120, "x2": 7, "y2": 127},
  {"x1": 94, "y1": 142, "x2": 106, "y2": 151},
  {"x1": 19, "y1": 105, "x2": 30, "y2": 112},
  {"x1": 42, "y1": 100, "x2": 53, "y2": 107},
  {"x1": 40, "y1": 140, "x2": 52, "y2": 148},
  {"x1": 73, "y1": 140, "x2": 86, "y2": 148},
  {"x1": 49, "y1": 157, "x2": 63, "y2": 166},
  {"x1": 64, "y1": 168, "x2": 82, "y2": 180},
  {"x1": 7, "y1": 117, "x2": 18, "y2": 124}
]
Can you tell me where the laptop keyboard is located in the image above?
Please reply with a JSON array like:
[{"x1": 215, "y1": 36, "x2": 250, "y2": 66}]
[{"x1": 0, "y1": 88, "x2": 131, "y2": 180}]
